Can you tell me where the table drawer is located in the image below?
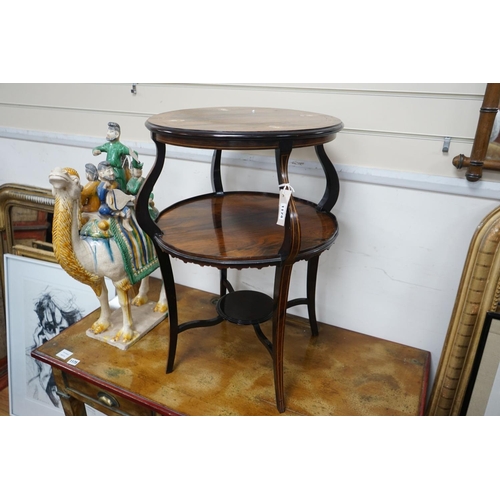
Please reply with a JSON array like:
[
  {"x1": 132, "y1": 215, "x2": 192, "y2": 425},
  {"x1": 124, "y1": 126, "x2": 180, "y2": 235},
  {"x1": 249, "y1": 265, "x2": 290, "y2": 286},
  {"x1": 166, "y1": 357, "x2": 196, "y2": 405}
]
[{"x1": 60, "y1": 372, "x2": 157, "y2": 416}]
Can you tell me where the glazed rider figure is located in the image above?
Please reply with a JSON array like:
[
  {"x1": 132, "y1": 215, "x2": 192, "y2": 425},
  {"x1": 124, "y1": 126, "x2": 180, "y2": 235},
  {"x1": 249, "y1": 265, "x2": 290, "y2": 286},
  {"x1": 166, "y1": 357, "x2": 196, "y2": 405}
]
[{"x1": 92, "y1": 122, "x2": 137, "y2": 192}]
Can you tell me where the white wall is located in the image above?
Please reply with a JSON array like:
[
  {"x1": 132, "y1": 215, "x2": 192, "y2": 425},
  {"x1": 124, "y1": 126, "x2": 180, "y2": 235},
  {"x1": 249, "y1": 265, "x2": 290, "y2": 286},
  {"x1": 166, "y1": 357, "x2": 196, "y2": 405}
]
[{"x1": 1, "y1": 83, "x2": 499, "y2": 391}]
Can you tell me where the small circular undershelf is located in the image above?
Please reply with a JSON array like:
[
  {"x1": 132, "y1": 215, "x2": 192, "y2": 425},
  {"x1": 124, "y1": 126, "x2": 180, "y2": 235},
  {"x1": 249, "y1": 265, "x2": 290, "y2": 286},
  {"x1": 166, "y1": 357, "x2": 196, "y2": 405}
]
[{"x1": 216, "y1": 290, "x2": 274, "y2": 326}]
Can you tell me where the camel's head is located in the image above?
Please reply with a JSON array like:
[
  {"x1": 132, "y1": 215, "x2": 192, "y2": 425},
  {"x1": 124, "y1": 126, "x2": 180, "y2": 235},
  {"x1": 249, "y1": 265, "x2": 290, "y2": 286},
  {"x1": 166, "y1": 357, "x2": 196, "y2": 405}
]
[{"x1": 49, "y1": 167, "x2": 82, "y2": 199}]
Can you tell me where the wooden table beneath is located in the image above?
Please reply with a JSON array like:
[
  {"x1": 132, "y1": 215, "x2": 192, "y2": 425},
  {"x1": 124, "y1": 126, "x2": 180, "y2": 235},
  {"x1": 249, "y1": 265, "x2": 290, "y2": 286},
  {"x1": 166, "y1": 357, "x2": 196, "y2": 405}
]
[{"x1": 32, "y1": 282, "x2": 430, "y2": 416}]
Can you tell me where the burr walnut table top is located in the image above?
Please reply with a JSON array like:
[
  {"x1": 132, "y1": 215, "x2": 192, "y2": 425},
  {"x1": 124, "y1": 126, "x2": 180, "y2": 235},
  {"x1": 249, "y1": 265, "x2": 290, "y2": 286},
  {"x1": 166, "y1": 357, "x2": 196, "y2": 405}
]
[
  {"x1": 145, "y1": 107, "x2": 344, "y2": 149},
  {"x1": 32, "y1": 281, "x2": 430, "y2": 416}
]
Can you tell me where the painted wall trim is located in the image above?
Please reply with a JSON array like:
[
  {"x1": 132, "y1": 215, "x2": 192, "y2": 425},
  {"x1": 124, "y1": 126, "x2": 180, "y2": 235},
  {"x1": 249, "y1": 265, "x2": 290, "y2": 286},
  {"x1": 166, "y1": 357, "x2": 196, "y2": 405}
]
[
  {"x1": 2, "y1": 126, "x2": 500, "y2": 200},
  {"x1": 155, "y1": 82, "x2": 486, "y2": 101}
]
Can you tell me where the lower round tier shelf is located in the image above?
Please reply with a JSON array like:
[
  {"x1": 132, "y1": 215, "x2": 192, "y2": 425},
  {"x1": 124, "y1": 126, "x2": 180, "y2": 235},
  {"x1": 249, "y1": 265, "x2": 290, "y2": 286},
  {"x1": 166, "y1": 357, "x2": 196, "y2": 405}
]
[
  {"x1": 155, "y1": 191, "x2": 339, "y2": 268},
  {"x1": 216, "y1": 290, "x2": 274, "y2": 325}
]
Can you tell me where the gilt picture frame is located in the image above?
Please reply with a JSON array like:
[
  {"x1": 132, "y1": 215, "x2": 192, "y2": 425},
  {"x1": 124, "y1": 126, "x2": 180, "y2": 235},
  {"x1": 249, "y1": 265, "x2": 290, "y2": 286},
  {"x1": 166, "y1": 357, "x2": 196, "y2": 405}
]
[
  {"x1": 427, "y1": 204, "x2": 500, "y2": 415},
  {"x1": 461, "y1": 311, "x2": 500, "y2": 415},
  {"x1": 4, "y1": 254, "x2": 113, "y2": 416}
]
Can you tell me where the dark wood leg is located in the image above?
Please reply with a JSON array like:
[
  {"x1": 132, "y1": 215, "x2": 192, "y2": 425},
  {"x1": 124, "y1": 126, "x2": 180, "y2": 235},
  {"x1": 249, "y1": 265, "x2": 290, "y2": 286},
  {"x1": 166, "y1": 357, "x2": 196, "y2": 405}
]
[
  {"x1": 211, "y1": 150, "x2": 224, "y2": 194},
  {"x1": 272, "y1": 142, "x2": 300, "y2": 414},
  {"x1": 306, "y1": 256, "x2": 320, "y2": 337},
  {"x1": 220, "y1": 269, "x2": 227, "y2": 297},
  {"x1": 272, "y1": 262, "x2": 294, "y2": 414},
  {"x1": 219, "y1": 269, "x2": 234, "y2": 297},
  {"x1": 136, "y1": 138, "x2": 166, "y2": 236},
  {"x1": 286, "y1": 257, "x2": 320, "y2": 336},
  {"x1": 134, "y1": 137, "x2": 179, "y2": 371},
  {"x1": 314, "y1": 144, "x2": 340, "y2": 212},
  {"x1": 154, "y1": 248, "x2": 179, "y2": 374}
]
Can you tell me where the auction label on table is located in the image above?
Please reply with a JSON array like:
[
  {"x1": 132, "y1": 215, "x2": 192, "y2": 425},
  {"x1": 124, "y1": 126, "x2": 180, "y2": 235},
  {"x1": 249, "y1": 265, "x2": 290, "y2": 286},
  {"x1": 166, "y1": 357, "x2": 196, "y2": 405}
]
[
  {"x1": 56, "y1": 349, "x2": 73, "y2": 360},
  {"x1": 277, "y1": 184, "x2": 294, "y2": 226}
]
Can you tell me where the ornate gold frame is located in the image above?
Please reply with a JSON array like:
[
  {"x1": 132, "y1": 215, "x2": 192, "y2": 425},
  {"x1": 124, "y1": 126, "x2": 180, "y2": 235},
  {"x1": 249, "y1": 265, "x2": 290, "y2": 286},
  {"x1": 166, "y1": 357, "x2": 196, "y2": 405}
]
[
  {"x1": 0, "y1": 183, "x2": 56, "y2": 289},
  {"x1": 427, "y1": 205, "x2": 500, "y2": 414}
]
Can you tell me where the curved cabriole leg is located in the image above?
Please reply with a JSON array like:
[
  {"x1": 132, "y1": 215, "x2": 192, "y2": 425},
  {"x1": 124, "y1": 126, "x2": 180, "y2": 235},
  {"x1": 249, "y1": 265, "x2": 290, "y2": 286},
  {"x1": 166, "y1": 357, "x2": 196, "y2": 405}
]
[
  {"x1": 134, "y1": 138, "x2": 179, "y2": 373},
  {"x1": 272, "y1": 142, "x2": 301, "y2": 414},
  {"x1": 315, "y1": 144, "x2": 340, "y2": 212},
  {"x1": 211, "y1": 149, "x2": 224, "y2": 194},
  {"x1": 155, "y1": 248, "x2": 179, "y2": 374},
  {"x1": 272, "y1": 262, "x2": 295, "y2": 414},
  {"x1": 136, "y1": 138, "x2": 165, "y2": 236}
]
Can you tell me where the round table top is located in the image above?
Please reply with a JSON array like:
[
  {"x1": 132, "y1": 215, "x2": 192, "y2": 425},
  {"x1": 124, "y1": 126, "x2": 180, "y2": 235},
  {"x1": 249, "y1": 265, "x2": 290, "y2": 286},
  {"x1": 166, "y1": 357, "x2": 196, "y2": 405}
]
[{"x1": 146, "y1": 107, "x2": 343, "y2": 149}]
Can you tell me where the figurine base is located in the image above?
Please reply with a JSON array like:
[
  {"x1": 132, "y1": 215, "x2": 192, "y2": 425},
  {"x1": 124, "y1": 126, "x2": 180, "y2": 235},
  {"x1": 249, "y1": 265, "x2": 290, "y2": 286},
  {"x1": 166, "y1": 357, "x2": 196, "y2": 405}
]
[{"x1": 86, "y1": 298, "x2": 167, "y2": 350}]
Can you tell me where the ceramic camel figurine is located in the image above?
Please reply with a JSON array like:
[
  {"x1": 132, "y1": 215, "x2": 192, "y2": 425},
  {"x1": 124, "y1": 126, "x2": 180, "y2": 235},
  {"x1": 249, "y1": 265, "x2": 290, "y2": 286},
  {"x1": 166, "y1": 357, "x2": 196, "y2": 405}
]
[{"x1": 49, "y1": 166, "x2": 166, "y2": 345}]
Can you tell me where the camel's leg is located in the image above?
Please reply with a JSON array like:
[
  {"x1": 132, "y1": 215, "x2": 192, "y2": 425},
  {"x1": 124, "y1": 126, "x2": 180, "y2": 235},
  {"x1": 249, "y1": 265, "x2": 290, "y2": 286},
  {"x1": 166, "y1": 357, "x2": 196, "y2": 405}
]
[
  {"x1": 132, "y1": 277, "x2": 150, "y2": 307},
  {"x1": 154, "y1": 283, "x2": 168, "y2": 313},
  {"x1": 113, "y1": 284, "x2": 135, "y2": 342},
  {"x1": 132, "y1": 278, "x2": 168, "y2": 314},
  {"x1": 89, "y1": 279, "x2": 112, "y2": 334}
]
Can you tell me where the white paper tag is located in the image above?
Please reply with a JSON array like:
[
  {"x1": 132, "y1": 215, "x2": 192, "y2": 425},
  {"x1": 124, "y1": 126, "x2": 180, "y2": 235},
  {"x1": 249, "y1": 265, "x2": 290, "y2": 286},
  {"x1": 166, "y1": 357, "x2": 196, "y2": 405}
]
[
  {"x1": 56, "y1": 349, "x2": 73, "y2": 360},
  {"x1": 67, "y1": 358, "x2": 80, "y2": 366},
  {"x1": 277, "y1": 184, "x2": 293, "y2": 226}
]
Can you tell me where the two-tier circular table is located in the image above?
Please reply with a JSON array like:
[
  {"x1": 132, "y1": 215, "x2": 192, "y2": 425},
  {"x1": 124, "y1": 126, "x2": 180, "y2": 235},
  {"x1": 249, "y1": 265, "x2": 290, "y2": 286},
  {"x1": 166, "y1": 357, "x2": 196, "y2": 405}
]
[{"x1": 136, "y1": 107, "x2": 344, "y2": 413}]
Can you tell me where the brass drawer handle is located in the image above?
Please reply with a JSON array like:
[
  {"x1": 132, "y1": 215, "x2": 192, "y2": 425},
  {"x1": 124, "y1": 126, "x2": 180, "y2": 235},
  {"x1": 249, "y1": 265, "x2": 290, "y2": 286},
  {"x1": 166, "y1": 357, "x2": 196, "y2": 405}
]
[{"x1": 97, "y1": 391, "x2": 120, "y2": 408}]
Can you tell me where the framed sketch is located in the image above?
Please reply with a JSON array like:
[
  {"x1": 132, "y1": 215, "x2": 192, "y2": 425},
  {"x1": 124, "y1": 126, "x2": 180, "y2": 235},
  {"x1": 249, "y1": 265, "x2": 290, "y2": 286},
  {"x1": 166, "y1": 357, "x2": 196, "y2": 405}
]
[
  {"x1": 4, "y1": 254, "x2": 114, "y2": 416},
  {"x1": 461, "y1": 311, "x2": 500, "y2": 416}
]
